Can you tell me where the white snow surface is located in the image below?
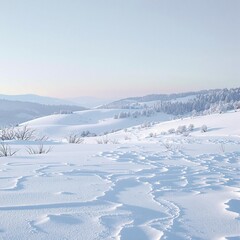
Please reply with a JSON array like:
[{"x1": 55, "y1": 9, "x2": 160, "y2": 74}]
[
  {"x1": 22, "y1": 109, "x2": 173, "y2": 140},
  {"x1": 0, "y1": 110, "x2": 240, "y2": 240}
]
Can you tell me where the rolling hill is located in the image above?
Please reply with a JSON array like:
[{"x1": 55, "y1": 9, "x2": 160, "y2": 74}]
[{"x1": 0, "y1": 99, "x2": 86, "y2": 126}]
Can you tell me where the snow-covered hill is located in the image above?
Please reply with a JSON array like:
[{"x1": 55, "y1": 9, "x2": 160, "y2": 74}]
[
  {"x1": 103, "y1": 91, "x2": 201, "y2": 109},
  {"x1": 0, "y1": 110, "x2": 239, "y2": 240},
  {"x1": 21, "y1": 109, "x2": 240, "y2": 143},
  {"x1": 102, "y1": 110, "x2": 240, "y2": 144},
  {"x1": 22, "y1": 109, "x2": 173, "y2": 139},
  {"x1": 103, "y1": 88, "x2": 240, "y2": 117}
]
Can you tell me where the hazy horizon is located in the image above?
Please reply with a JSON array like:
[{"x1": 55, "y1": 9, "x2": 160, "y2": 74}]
[
  {"x1": 1, "y1": 84, "x2": 239, "y2": 101},
  {"x1": 1, "y1": 0, "x2": 239, "y2": 98},
  {"x1": 1, "y1": 86, "x2": 240, "y2": 103}
]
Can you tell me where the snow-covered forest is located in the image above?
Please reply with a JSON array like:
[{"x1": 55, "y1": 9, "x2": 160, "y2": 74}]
[{"x1": 105, "y1": 88, "x2": 240, "y2": 118}]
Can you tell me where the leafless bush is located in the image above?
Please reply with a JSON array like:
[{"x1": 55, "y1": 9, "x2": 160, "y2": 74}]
[
  {"x1": 162, "y1": 142, "x2": 173, "y2": 150},
  {"x1": 201, "y1": 125, "x2": 208, "y2": 133},
  {"x1": 141, "y1": 122, "x2": 151, "y2": 128},
  {"x1": 35, "y1": 135, "x2": 49, "y2": 142},
  {"x1": 0, "y1": 127, "x2": 16, "y2": 140},
  {"x1": 162, "y1": 141, "x2": 182, "y2": 151},
  {"x1": 80, "y1": 130, "x2": 91, "y2": 137},
  {"x1": 160, "y1": 131, "x2": 167, "y2": 135},
  {"x1": 66, "y1": 134, "x2": 84, "y2": 144},
  {"x1": 124, "y1": 135, "x2": 131, "y2": 140},
  {"x1": 176, "y1": 125, "x2": 187, "y2": 134},
  {"x1": 149, "y1": 132, "x2": 154, "y2": 138},
  {"x1": 0, "y1": 143, "x2": 18, "y2": 157},
  {"x1": 149, "y1": 132, "x2": 157, "y2": 138},
  {"x1": 182, "y1": 132, "x2": 190, "y2": 137},
  {"x1": 15, "y1": 125, "x2": 36, "y2": 140},
  {"x1": 110, "y1": 139, "x2": 119, "y2": 144},
  {"x1": 219, "y1": 143, "x2": 225, "y2": 153},
  {"x1": 168, "y1": 128, "x2": 175, "y2": 134},
  {"x1": 26, "y1": 144, "x2": 52, "y2": 155},
  {"x1": 187, "y1": 124, "x2": 194, "y2": 131},
  {"x1": 96, "y1": 136, "x2": 109, "y2": 144},
  {"x1": 0, "y1": 125, "x2": 36, "y2": 141}
]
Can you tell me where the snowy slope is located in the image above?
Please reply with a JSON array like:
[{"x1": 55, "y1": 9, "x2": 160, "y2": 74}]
[
  {"x1": 0, "y1": 111, "x2": 239, "y2": 240},
  {"x1": 71, "y1": 110, "x2": 240, "y2": 144},
  {"x1": 106, "y1": 111, "x2": 240, "y2": 143},
  {"x1": 22, "y1": 109, "x2": 173, "y2": 139},
  {"x1": 155, "y1": 111, "x2": 240, "y2": 137}
]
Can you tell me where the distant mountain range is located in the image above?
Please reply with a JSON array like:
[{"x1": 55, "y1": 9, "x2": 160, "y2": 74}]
[
  {"x1": 0, "y1": 94, "x2": 115, "y2": 108},
  {"x1": 0, "y1": 94, "x2": 115, "y2": 126},
  {"x1": 0, "y1": 98, "x2": 86, "y2": 126},
  {"x1": 0, "y1": 94, "x2": 77, "y2": 106}
]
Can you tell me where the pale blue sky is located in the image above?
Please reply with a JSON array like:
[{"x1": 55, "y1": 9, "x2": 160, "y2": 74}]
[{"x1": 0, "y1": 0, "x2": 239, "y2": 98}]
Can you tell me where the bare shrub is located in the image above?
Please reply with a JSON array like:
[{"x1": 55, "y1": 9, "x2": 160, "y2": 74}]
[
  {"x1": 187, "y1": 124, "x2": 194, "y2": 131},
  {"x1": 149, "y1": 132, "x2": 157, "y2": 138},
  {"x1": 66, "y1": 134, "x2": 84, "y2": 144},
  {"x1": 162, "y1": 141, "x2": 181, "y2": 151},
  {"x1": 80, "y1": 130, "x2": 96, "y2": 137},
  {"x1": 26, "y1": 144, "x2": 52, "y2": 155},
  {"x1": 162, "y1": 142, "x2": 173, "y2": 150},
  {"x1": 110, "y1": 139, "x2": 119, "y2": 144},
  {"x1": 0, "y1": 143, "x2": 18, "y2": 157},
  {"x1": 96, "y1": 137, "x2": 109, "y2": 144},
  {"x1": 141, "y1": 122, "x2": 151, "y2": 128},
  {"x1": 15, "y1": 125, "x2": 36, "y2": 140},
  {"x1": 168, "y1": 128, "x2": 175, "y2": 134},
  {"x1": 176, "y1": 125, "x2": 187, "y2": 134},
  {"x1": 182, "y1": 131, "x2": 190, "y2": 137},
  {"x1": 124, "y1": 135, "x2": 131, "y2": 140},
  {"x1": 201, "y1": 125, "x2": 208, "y2": 133},
  {"x1": 0, "y1": 127, "x2": 16, "y2": 140},
  {"x1": 160, "y1": 131, "x2": 167, "y2": 135},
  {"x1": 219, "y1": 143, "x2": 225, "y2": 153},
  {"x1": 35, "y1": 135, "x2": 49, "y2": 142},
  {"x1": 149, "y1": 132, "x2": 154, "y2": 138}
]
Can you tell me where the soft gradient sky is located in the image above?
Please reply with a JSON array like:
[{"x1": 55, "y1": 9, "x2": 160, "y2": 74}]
[{"x1": 0, "y1": 0, "x2": 239, "y2": 98}]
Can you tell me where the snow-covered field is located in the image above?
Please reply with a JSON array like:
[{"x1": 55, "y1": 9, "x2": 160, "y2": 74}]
[
  {"x1": 0, "y1": 111, "x2": 239, "y2": 239},
  {"x1": 23, "y1": 109, "x2": 172, "y2": 140}
]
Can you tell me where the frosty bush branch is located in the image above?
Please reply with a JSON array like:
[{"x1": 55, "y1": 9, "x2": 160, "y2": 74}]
[
  {"x1": 26, "y1": 144, "x2": 52, "y2": 155},
  {"x1": 0, "y1": 143, "x2": 18, "y2": 157},
  {"x1": 66, "y1": 134, "x2": 84, "y2": 144}
]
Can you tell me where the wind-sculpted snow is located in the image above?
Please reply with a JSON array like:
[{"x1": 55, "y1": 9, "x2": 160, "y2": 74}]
[{"x1": 0, "y1": 140, "x2": 239, "y2": 240}]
